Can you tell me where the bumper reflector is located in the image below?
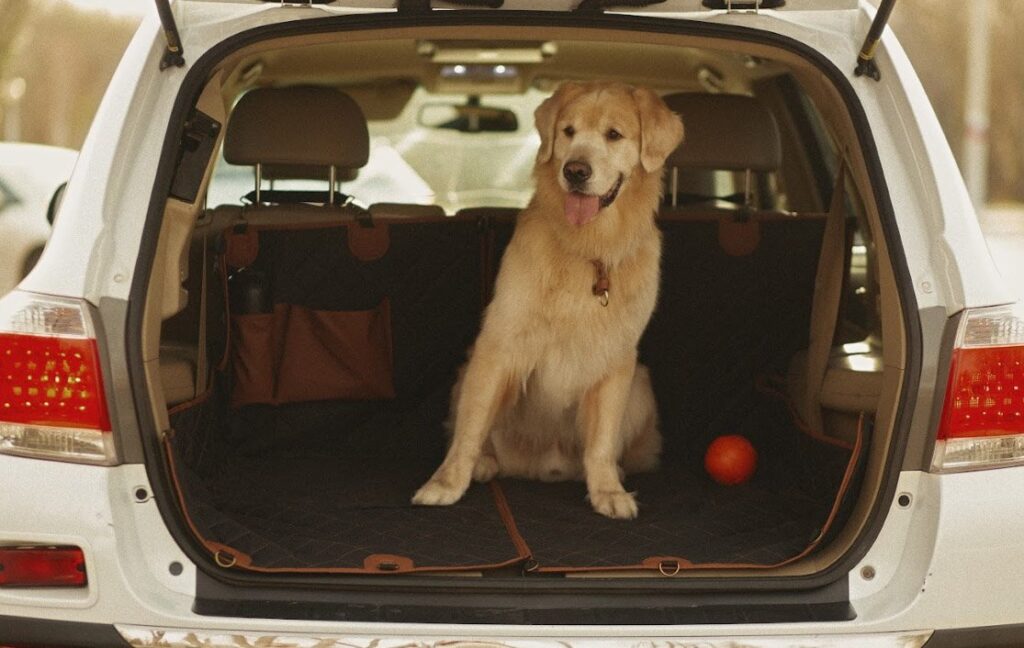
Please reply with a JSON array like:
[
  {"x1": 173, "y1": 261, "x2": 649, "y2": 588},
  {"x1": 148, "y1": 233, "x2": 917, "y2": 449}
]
[{"x1": 0, "y1": 546, "x2": 86, "y2": 587}]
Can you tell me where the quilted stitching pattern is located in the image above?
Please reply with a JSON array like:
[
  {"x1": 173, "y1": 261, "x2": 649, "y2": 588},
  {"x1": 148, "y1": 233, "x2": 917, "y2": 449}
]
[
  {"x1": 500, "y1": 396, "x2": 858, "y2": 569},
  {"x1": 170, "y1": 443, "x2": 523, "y2": 570}
]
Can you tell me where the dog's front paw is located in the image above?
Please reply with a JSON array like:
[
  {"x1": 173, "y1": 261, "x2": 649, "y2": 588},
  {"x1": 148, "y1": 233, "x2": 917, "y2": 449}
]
[
  {"x1": 589, "y1": 490, "x2": 639, "y2": 519},
  {"x1": 411, "y1": 478, "x2": 467, "y2": 506}
]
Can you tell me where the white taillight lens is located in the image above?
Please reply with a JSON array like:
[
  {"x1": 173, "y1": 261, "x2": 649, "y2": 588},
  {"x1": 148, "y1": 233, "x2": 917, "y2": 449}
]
[
  {"x1": 933, "y1": 303, "x2": 1024, "y2": 471},
  {"x1": 0, "y1": 291, "x2": 116, "y2": 465}
]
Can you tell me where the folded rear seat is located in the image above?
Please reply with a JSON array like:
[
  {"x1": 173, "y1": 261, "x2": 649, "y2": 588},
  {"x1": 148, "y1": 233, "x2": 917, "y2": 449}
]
[{"x1": 651, "y1": 92, "x2": 880, "y2": 442}]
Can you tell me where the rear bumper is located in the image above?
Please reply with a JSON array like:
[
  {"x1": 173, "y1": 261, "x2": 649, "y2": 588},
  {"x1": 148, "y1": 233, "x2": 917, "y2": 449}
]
[
  {"x1": 0, "y1": 620, "x2": 931, "y2": 648},
  {"x1": 2, "y1": 618, "x2": 1020, "y2": 648},
  {"x1": 1, "y1": 457, "x2": 1024, "y2": 638},
  {"x1": 5, "y1": 618, "x2": 1024, "y2": 648},
  {"x1": 0, "y1": 615, "x2": 129, "y2": 647}
]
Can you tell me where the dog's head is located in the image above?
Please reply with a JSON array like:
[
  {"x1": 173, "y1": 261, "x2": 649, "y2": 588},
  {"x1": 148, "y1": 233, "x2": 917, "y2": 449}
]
[{"x1": 534, "y1": 82, "x2": 684, "y2": 227}]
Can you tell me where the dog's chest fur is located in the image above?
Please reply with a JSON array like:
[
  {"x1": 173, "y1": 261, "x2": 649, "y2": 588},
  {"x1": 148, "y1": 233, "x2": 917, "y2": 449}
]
[{"x1": 483, "y1": 213, "x2": 661, "y2": 405}]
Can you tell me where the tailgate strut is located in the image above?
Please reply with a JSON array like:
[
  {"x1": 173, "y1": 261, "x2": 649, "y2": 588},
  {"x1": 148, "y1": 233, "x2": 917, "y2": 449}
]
[
  {"x1": 854, "y1": 0, "x2": 896, "y2": 81},
  {"x1": 154, "y1": 0, "x2": 185, "y2": 70}
]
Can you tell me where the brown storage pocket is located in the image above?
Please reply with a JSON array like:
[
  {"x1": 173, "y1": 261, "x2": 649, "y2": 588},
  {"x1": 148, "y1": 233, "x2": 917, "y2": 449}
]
[
  {"x1": 275, "y1": 299, "x2": 395, "y2": 403},
  {"x1": 230, "y1": 313, "x2": 277, "y2": 407},
  {"x1": 231, "y1": 300, "x2": 395, "y2": 407}
]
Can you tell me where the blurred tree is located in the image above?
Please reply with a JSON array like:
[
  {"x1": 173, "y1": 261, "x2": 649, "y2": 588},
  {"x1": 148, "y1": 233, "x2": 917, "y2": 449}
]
[
  {"x1": 1, "y1": 1, "x2": 139, "y2": 148},
  {"x1": 887, "y1": 0, "x2": 1023, "y2": 203},
  {"x1": 0, "y1": 2, "x2": 34, "y2": 80}
]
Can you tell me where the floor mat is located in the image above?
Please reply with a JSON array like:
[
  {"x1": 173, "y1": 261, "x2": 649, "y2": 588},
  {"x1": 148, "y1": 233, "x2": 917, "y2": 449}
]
[
  {"x1": 167, "y1": 390, "x2": 861, "y2": 574},
  {"x1": 498, "y1": 395, "x2": 860, "y2": 572},
  {"x1": 166, "y1": 444, "x2": 529, "y2": 574}
]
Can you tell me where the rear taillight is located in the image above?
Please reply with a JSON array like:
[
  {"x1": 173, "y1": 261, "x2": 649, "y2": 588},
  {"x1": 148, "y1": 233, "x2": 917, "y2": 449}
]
[
  {"x1": 933, "y1": 303, "x2": 1024, "y2": 471},
  {"x1": 0, "y1": 291, "x2": 115, "y2": 465},
  {"x1": 0, "y1": 546, "x2": 87, "y2": 587}
]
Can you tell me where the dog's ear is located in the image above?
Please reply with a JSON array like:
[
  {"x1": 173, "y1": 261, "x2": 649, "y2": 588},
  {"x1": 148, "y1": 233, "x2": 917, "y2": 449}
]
[
  {"x1": 632, "y1": 87, "x2": 685, "y2": 173},
  {"x1": 534, "y1": 82, "x2": 586, "y2": 164}
]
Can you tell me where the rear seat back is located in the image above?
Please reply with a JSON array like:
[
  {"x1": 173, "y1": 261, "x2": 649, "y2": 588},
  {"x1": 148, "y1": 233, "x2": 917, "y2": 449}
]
[
  {"x1": 661, "y1": 92, "x2": 782, "y2": 211},
  {"x1": 214, "y1": 86, "x2": 487, "y2": 408},
  {"x1": 642, "y1": 93, "x2": 827, "y2": 447}
]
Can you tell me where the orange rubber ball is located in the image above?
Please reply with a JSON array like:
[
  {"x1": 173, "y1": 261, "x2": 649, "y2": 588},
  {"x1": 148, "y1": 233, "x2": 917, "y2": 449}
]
[{"x1": 704, "y1": 434, "x2": 758, "y2": 485}]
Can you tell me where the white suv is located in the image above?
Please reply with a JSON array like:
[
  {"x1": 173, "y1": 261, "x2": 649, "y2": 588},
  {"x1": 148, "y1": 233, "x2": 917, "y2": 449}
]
[{"x1": 2, "y1": 1, "x2": 1022, "y2": 646}]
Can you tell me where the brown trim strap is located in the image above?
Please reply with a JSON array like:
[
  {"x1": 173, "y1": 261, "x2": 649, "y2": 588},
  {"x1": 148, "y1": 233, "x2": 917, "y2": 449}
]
[
  {"x1": 756, "y1": 374, "x2": 854, "y2": 451},
  {"x1": 490, "y1": 480, "x2": 532, "y2": 560}
]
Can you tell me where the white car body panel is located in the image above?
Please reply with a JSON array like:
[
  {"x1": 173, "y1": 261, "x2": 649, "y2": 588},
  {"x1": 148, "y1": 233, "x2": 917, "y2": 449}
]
[
  {"x1": 5, "y1": 0, "x2": 1022, "y2": 642},
  {"x1": 4, "y1": 453, "x2": 1023, "y2": 639}
]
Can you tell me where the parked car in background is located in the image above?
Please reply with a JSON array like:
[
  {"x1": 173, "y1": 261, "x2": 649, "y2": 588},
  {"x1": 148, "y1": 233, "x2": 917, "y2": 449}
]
[
  {"x1": 0, "y1": 142, "x2": 77, "y2": 295},
  {"x1": 2, "y1": 1, "x2": 1024, "y2": 646}
]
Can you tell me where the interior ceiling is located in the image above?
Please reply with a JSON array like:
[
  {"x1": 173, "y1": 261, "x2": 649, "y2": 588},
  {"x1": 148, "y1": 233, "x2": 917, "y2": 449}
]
[{"x1": 226, "y1": 37, "x2": 789, "y2": 102}]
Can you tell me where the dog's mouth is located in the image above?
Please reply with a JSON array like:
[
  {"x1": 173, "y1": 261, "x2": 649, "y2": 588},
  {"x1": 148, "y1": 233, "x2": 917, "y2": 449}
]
[{"x1": 564, "y1": 174, "x2": 624, "y2": 227}]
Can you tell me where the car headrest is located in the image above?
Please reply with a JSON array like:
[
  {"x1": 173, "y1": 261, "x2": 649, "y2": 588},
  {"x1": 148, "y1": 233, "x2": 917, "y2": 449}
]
[
  {"x1": 662, "y1": 93, "x2": 781, "y2": 172},
  {"x1": 261, "y1": 164, "x2": 359, "y2": 183},
  {"x1": 223, "y1": 86, "x2": 370, "y2": 170}
]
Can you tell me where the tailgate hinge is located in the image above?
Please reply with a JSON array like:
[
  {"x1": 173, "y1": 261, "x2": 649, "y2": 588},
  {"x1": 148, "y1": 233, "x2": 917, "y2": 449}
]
[
  {"x1": 154, "y1": 0, "x2": 185, "y2": 70},
  {"x1": 854, "y1": 0, "x2": 897, "y2": 81}
]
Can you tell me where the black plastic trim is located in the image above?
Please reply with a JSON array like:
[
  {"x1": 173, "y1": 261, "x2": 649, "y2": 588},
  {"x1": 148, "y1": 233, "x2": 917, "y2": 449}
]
[
  {"x1": 127, "y1": 7, "x2": 921, "y2": 616},
  {"x1": 0, "y1": 615, "x2": 130, "y2": 647},
  {"x1": 925, "y1": 623, "x2": 1024, "y2": 648},
  {"x1": 196, "y1": 569, "x2": 853, "y2": 624},
  {"x1": 903, "y1": 307, "x2": 962, "y2": 471}
]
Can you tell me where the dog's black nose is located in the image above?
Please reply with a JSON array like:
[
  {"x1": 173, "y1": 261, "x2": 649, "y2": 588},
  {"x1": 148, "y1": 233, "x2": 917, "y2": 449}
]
[{"x1": 563, "y1": 160, "x2": 592, "y2": 186}]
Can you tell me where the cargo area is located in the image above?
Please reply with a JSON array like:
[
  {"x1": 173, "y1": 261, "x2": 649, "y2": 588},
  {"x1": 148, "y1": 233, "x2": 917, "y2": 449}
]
[
  {"x1": 148, "y1": 31, "x2": 898, "y2": 580},
  {"x1": 161, "y1": 208, "x2": 869, "y2": 575}
]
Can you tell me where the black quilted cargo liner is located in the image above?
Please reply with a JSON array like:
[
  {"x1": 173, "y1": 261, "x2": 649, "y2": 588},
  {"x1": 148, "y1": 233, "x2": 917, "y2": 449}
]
[
  {"x1": 501, "y1": 391, "x2": 865, "y2": 572},
  {"x1": 167, "y1": 385, "x2": 863, "y2": 573},
  {"x1": 160, "y1": 212, "x2": 872, "y2": 574}
]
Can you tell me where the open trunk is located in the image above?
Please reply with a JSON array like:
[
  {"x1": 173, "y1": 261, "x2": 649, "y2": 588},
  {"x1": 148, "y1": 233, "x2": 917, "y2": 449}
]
[
  {"x1": 161, "y1": 207, "x2": 870, "y2": 575},
  {"x1": 145, "y1": 21, "x2": 902, "y2": 589}
]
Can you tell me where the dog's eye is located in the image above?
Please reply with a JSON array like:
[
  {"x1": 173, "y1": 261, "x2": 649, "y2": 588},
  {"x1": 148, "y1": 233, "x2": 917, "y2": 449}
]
[
  {"x1": 606, "y1": 129, "x2": 622, "y2": 141},
  {"x1": 563, "y1": 125, "x2": 575, "y2": 137}
]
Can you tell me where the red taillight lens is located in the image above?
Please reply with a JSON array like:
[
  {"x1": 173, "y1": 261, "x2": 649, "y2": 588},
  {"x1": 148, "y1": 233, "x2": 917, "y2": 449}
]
[
  {"x1": 934, "y1": 303, "x2": 1024, "y2": 471},
  {"x1": 0, "y1": 291, "x2": 115, "y2": 465},
  {"x1": 0, "y1": 547, "x2": 87, "y2": 587},
  {"x1": 0, "y1": 334, "x2": 111, "y2": 431},
  {"x1": 938, "y1": 345, "x2": 1024, "y2": 439}
]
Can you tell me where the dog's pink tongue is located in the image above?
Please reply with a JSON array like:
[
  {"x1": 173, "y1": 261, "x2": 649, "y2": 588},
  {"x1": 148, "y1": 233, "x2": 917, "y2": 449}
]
[{"x1": 565, "y1": 193, "x2": 600, "y2": 226}]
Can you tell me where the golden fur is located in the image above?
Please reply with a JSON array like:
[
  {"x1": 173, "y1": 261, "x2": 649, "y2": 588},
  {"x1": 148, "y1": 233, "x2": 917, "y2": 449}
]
[{"x1": 412, "y1": 82, "x2": 684, "y2": 519}]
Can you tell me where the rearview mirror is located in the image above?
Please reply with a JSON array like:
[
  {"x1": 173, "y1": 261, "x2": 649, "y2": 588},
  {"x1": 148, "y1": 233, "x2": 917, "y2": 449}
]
[{"x1": 417, "y1": 100, "x2": 518, "y2": 133}]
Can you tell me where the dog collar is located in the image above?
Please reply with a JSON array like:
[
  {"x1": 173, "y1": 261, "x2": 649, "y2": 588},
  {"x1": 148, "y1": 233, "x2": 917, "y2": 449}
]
[{"x1": 591, "y1": 260, "x2": 610, "y2": 307}]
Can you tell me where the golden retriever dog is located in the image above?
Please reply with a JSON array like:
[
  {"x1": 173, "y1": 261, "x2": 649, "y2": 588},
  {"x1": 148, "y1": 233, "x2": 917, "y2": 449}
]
[{"x1": 412, "y1": 81, "x2": 684, "y2": 519}]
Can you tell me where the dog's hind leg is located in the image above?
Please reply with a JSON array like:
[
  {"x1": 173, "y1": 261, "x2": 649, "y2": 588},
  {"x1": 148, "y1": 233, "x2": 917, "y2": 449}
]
[
  {"x1": 412, "y1": 345, "x2": 517, "y2": 505},
  {"x1": 619, "y1": 364, "x2": 662, "y2": 476},
  {"x1": 579, "y1": 354, "x2": 641, "y2": 519},
  {"x1": 472, "y1": 438, "x2": 500, "y2": 482}
]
